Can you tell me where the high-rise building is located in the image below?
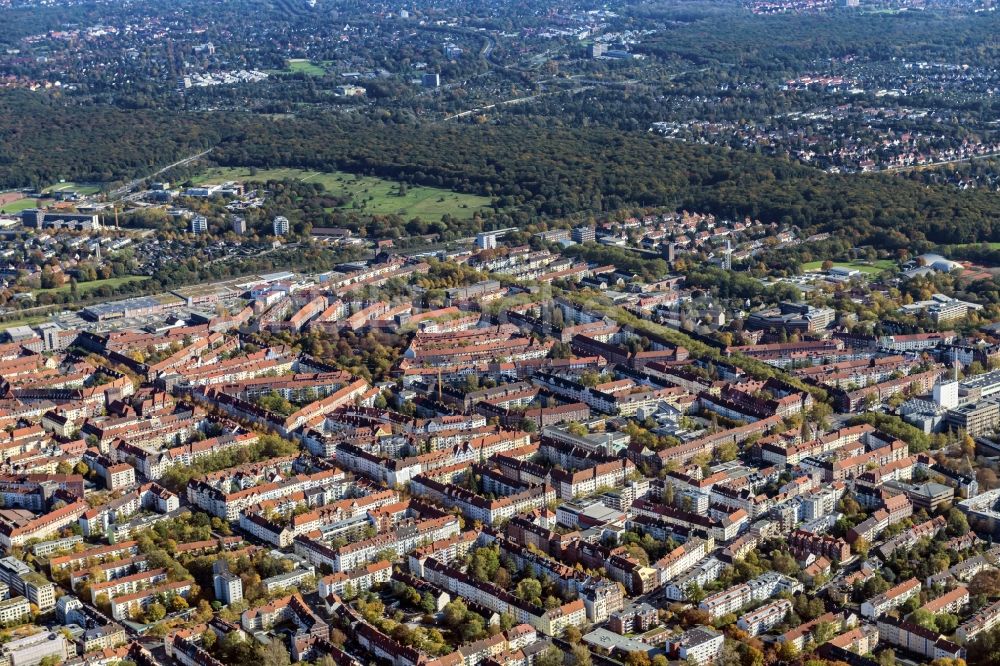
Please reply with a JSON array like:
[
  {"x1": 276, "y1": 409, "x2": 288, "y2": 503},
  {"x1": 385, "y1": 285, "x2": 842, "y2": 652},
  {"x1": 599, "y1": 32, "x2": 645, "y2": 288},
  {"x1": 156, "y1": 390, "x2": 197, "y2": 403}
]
[
  {"x1": 231, "y1": 216, "x2": 247, "y2": 235},
  {"x1": 213, "y1": 561, "x2": 243, "y2": 605},
  {"x1": 476, "y1": 232, "x2": 498, "y2": 250},
  {"x1": 273, "y1": 216, "x2": 290, "y2": 236},
  {"x1": 422, "y1": 73, "x2": 441, "y2": 88},
  {"x1": 933, "y1": 379, "x2": 959, "y2": 409},
  {"x1": 572, "y1": 226, "x2": 595, "y2": 243},
  {"x1": 191, "y1": 215, "x2": 208, "y2": 234}
]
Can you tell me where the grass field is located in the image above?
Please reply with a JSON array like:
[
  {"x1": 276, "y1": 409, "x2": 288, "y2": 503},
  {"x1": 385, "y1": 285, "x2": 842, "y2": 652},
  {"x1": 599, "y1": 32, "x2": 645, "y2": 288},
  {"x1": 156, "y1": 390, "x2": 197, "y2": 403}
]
[
  {"x1": 0, "y1": 198, "x2": 39, "y2": 214},
  {"x1": 801, "y1": 259, "x2": 895, "y2": 275},
  {"x1": 195, "y1": 166, "x2": 493, "y2": 220},
  {"x1": 270, "y1": 59, "x2": 329, "y2": 76},
  {"x1": 948, "y1": 242, "x2": 1000, "y2": 250},
  {"x1": 0, "y1": 314, "x2": 51, "y2": 331},
  {"x1": 43, "y1": 182, "x2": 102, "y2": 196},
  {"x1": 33, "y1": 275, "x2": 150, "y2": 297}
]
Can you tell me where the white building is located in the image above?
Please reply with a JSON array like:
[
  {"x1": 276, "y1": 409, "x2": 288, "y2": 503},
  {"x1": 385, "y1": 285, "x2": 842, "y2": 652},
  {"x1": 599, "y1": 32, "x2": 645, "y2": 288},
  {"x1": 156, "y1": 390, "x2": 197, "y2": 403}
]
[
  {"x1": 1, "y1": 632, "x2": 68, "y2": 666},
  {"x1": 738, "y1": 599, "x2": 792, "y2": 636},
  {"x1": 214, "y1": 570, "x2": 243, "y2": 605},
  {"x1": 668, "y1": 626, "x2": 724, "y2": 665},
  {"x1": 933, "y1": 379, "x2": 959, "y2": 409},
  {"x1": 273, "y1": 216, "x2": 290, "y2": 236}
]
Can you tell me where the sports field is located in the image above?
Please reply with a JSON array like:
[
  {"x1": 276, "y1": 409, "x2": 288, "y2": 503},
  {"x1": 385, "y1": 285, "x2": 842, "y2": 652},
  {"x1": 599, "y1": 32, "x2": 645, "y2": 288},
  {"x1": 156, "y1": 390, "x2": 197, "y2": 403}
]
[
  {"x1": 271, "y1": 59, "x2": 330, "y2": 76},
  {"x1": 801, "y1": 260, "x2": 895, "y2": 275}
]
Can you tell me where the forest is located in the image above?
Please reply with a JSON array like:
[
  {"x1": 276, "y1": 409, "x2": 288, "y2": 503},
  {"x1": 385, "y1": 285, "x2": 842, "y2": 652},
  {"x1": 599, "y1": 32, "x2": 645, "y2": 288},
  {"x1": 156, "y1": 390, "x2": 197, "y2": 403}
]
[
  {"x1": 211, "y1": 115, "x2": 1000, "y2": 245},
  {"x1": 5, "y1": 87, "x2": 1000, "y2": 246}
]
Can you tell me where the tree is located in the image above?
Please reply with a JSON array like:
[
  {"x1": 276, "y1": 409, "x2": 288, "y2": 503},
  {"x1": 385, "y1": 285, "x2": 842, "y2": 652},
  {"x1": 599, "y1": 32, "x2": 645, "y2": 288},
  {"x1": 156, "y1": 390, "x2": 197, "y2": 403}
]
[
  {"x1": 776, "y1": 640, "x2": 798, "y2": 662},
  {"x1": 443, "y1": 599, "x2": 469, "y2": 628},
  {"x1": 852, "y1": 537, "x2": 871, "y2": 559},
  {"x1": 716, "y1": 441, "x2": 738, "y2": 462},
  {"x1": 969, "y1": 569, "x2": 1000, "y2": 598},
  {"x1": 144, "y1": 602, "x2": 166, "y2": 623},
  {"x1": 947, "y1": 507, "x2": 970, "y2": 536},
  {"x1": 259, "y1": 639, "x2": 291, "y2": 666},
  {"x1": 564, "y1": 625, "x2": 583, "y2": 645},
  {"x1": 515, "y1": 579, "x2": 542, "y2": 605},
  {"x1": 625, "y1": 652, "x2": 650, "y2": 666},
  {"x1": 536, "y1": 646, "x2": 563, "y2": 666},
  {"x1": 420, "y1": 591, "x2": 438, "y2": 615},
  {"x1": 460, "y1": 615, "x2": 486, "y2": 642},
  {"x1": 568, "y1": 644, "x2": 592, "y2": 666},
  {"x1": 195, "y1": 599, "x2": 213, "y2": 623},
  {"x1": 968, "y1": 624, "x2": 1000, "y2": 666},
  {"x1": 469, "y1": 547, "x2": 500, "y2": 582}
]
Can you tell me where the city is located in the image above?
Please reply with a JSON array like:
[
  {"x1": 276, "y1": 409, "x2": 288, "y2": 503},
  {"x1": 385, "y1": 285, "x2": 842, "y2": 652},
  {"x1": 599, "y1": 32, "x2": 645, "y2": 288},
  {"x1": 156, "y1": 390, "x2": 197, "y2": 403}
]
[{"x1": 1, "y1": 1, "x2": 1000, "y2": 666}]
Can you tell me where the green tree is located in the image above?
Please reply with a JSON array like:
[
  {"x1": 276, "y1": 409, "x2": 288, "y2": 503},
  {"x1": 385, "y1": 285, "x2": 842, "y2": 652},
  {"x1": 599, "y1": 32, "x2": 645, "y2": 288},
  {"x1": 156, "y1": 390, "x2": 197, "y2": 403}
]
[
  {"x1": 258, "y1": 638, "x2": 291, "y2": 666},
  {"x1": 469, "y1": 546, "x2": 500, "y2": 582},
  {"x1": 568, "y1": 644, "x2": 592, "y2": 666},
  {"x1": 144, "y1": 602, "x2": 166, "y2": 623},
  {"x1": 536, "y1": 646, "x2": 563, "y2": 666}
]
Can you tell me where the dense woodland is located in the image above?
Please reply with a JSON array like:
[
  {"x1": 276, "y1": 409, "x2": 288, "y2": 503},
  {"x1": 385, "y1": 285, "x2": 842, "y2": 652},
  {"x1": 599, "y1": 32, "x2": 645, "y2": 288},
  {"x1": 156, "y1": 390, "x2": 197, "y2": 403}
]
[{"x1": 6, "y1": 90, "x2": 1000, "y2": 244}]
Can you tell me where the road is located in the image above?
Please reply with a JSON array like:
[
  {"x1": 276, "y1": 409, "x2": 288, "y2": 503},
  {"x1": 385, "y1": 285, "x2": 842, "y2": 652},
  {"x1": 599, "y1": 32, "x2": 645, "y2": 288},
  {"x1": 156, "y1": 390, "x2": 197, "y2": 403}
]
[
  {"x1": 110, "y1": 148, "x2": 214, "y2": 201},
  {"x1": 881, "y1": 149, "x2": 1000, "y2": 173},
  {"x1": 442, "y1": 86, "x2": 593, "y2": 121}
]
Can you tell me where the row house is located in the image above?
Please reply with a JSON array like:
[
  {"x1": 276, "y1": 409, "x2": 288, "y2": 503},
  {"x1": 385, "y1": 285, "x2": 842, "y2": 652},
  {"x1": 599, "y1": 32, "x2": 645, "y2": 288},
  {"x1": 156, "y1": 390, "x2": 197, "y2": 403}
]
[
  {"x1": 90, "y1": 568, "x2": 168, "y2": 604},
  {"x1": 187, "y1": 467, "x2": 344, "y2": 521},
  {"x1": 861, "y1": 578, "x2": 920, "y2": 618},
  {"x1": 179, "y1": 354, "x2": 296, "y2": 388},
  {"x1": 0, "y1": 499, "x2": 88, "y2": 549},
  {"x1": 878, "y1": 516, "x2": 947, "y2": 559},
  {"x1": 419, "y1": 557, "x2": 585, "y2": 636},
  {"x1": 70, "y1": 555, "x2": 149, "y2": 590},
  {"x1": 294, "y1": 514, "x2": 460, "y2": 572},
  {"x1": 240, "y1": 593, "x2": 327, "y2": 637},
  {"x1": 318, "y1": 560, "x2": 393, "y2": 600},
  {"x1": 654, "y1": 538, "x2": 712, "y2": 586},
  {"x1": 788, "y1": 530, "x2": 851, "y2": 562},
  {"x1": 847, "y1": 495, "x2": 913, "y2": 545},
  {"x1": 876, "y1": 617, "x2": 965, "y2": 662},
  {"x1": 926, "y1": 554, "x2": 994, "y2": 588},
  {"x1": 737, "y1": 599, "x2": 792, "y2": 636},
  {"x1": 50, "y1": 541, "x2": 140, "y2": 573},
  {"x1": 549, "y1": 459, "x2": 635, "y2": 499},
  {"x1": 112, "y1": 433, "x2": 259, "y2": 480},
  {"x1": 663, "y1": 557, "x2": 725, "y2": 601},
  {"x1": 630, "y1": 499, "x2": 738, "y2": 542},
  {"x1": 778, "y1": 612, "x2": 853, "y2": 652},
  {"x1": 240, "y1": 488, "x2": 398, "y2": 547},
  {"x1": 83, "y1": 450, "x2": 136, "y2": 491},
  {"x1": 920, "y1": 586, "x2": 969, "y2": 616},
  {"x1": 760, "y1": 424, "x2": 873, "y2": 466},
  {"x1": 834, "y1": 368, "x2": 944, "y2": 412},
  {"x1": 110, "y1": 581, "x2": 192, "y2": 621},
  {"x1": 410, "y1": 475, "x2": 555, "y2": 526},
  {"x1": 699, "y1": 572, "x2": 801, "y2": 619},
  {"x1": 957, "y1": 599, "x2": 1000, "y2": 642}
]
